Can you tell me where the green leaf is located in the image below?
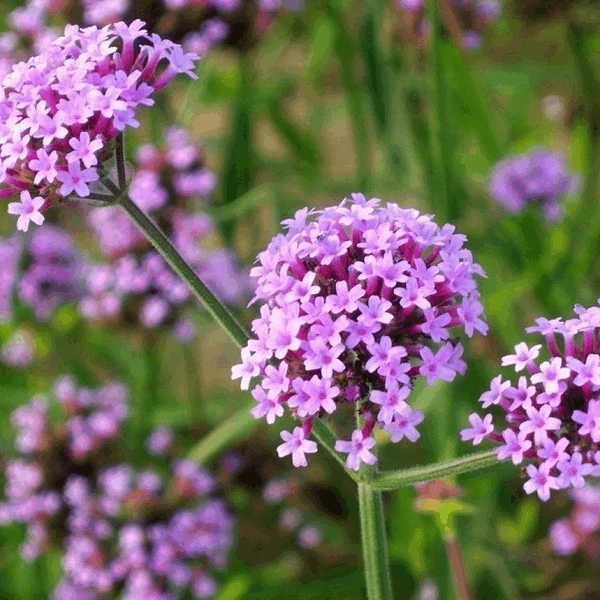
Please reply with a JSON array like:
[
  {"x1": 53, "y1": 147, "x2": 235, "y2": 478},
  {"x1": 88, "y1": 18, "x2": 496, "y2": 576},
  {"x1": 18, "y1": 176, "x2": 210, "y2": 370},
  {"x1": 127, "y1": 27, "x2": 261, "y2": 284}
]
[
  {"x1": 305, "y1": 17, "x2": 334, "y2": 81},
  {"x1": 360, "y1": 12, "x2": 389, "y2": 139},
  {"x1": 441, "y1": 44, "x2": 503, "y2": 163},
  {"x1": 267, "y1": 95, "x2": 321, "y2": 170},
  {"x1": 220, "y1": 56, "x2": 255, "y2": 244},
  {"x1": 188, "y1": 405, "x2": 257, "y2": 464}
]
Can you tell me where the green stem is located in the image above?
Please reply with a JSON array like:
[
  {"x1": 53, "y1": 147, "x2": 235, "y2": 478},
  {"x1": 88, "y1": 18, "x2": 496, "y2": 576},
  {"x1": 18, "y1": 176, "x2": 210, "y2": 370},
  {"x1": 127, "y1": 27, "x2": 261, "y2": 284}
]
[
  {"x1": 359, "y1": 463, "x2": 394, "y2": 600},
  {"x1": 117, "y1": 194, "x2": 249, "y2": 349},
  {"x1": 369, "y1": 449, "x2": 499, "y2": 490},
  {"x1": 429, "y1": 0, "x2": 452, "y2": 221},
  {"x1": 311, "y1": 419, "x2": 361, "y2": 481}
]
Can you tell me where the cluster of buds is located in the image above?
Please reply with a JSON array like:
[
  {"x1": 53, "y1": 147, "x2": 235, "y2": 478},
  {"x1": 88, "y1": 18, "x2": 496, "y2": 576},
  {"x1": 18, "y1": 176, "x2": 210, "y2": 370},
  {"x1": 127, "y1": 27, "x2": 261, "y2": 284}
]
[
  {"x1": 0, "y1": 381, "x2": 234, "y2": 599},
  {"x1": 232, "y1": 193, "x2": 487, "y2": 470}
]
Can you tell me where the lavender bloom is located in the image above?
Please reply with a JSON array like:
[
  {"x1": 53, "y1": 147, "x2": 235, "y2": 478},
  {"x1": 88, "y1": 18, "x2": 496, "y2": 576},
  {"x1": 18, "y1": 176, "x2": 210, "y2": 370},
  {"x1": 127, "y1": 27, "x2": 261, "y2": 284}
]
[
  {"x1": 0, "y1": 377, "x2": 128, "y2": 560},
  {"x1": 489, "y1": 148, "x2": 579, "y2": 221},
  {"x1": 0, "y1": 376, "x2": 234, "y2": 599},
  {"x1": 0, "y1": 20, "x2": 199, "y2": 229},
  {"x1": 1, "y1": 330, "x2": 34, "y2": 367},
  {"x1": 297, "y1": 525, "x2": 323, "y2": 549},
  {"x1": 146, "y1": 427, "x2": 174, "y2": 455},
  {"x1": 16, "y1": 225, "x2": 85, "y2": 320},
  {"x1": 462, "y1": 301, "x2": 600, "y2": 501},
  {"x1": 232, "y1": 194, "x2": 487, "y2": 469},
  {"x1": 81, "y1": 128, "x2": 249, "y2": 337}
]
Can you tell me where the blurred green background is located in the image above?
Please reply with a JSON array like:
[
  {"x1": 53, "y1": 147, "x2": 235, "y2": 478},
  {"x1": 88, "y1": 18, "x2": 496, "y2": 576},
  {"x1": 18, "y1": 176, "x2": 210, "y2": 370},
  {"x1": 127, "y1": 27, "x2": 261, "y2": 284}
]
[{"x1": 2, "y1": 0, "x2": 600, "y2": 598}]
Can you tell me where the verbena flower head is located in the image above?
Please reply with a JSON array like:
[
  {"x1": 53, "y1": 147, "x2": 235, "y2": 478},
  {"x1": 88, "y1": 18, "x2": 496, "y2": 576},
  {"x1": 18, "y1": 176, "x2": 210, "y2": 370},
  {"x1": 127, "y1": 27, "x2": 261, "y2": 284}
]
[
  {"x1": 0, "y1": 380, "x2": 234, "y2": 599},
  {"x1": 232, "y1": 193, "x2": 488, "y2": 470},
  {"x1": 549, "y1": 485, "x2": 600, "y2": 556},
  {"x1": 461, "y1": 302, "x2": 600, "y2": 501},
  {"x1": 489, "y1": 148, "x2": 579, "y2": 221},
  {"x1": 0, "y1": 20, "x2": 199, "y2": 230}
]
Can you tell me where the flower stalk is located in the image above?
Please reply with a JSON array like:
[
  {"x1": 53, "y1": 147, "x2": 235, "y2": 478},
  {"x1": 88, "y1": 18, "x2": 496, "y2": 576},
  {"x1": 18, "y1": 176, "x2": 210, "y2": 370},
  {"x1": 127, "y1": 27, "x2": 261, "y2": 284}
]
[
  {"x1": 359, "y1": 462, "x2": 394, "y2": 600},
  {"x1": 115, "y1": 185, "x2": 249, "y2": 350},
  {"x1": 358, "y1": 485, "x2": 394, "y2": 600},
  {"x1": 368, "y1": 449, "x2": 499, "y2": 491}
]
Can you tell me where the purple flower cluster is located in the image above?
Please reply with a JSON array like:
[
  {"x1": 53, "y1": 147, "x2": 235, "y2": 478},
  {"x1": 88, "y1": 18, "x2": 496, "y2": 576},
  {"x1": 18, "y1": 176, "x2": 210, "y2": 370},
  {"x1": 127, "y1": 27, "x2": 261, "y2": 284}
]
[
  {"x1": 3, "y1": 0, "x2": 300, "y2": 72},
  {"x1": 55, "y1": 375, "x2": 130, "y2": 458},
  {"x1": 0, "y1": 225, "x2": 85, "y2": 322},
  {"x1": 397, "y1": 0, "x2": 500, "y2": 50},
  {"x1": 0, "y1": 385, "x2": 234, "y2": 599},
  {"x1": 461, "y1": 302, "x2": 600, "y2": 501},
  {"x1": 22, "y1": 225, "x2": 86, "y2": 319},
  {"x1": 0, "y1": 377, "x2": 128, "y2": 559},
  {"x1": 0, "y1": 20, "x2": 199, "y2": 231},
  {"x1": 80, "y1": 127, "x2": 249, "y2": 336},
  {"x1": 58, "y1": 459, "x2": 232, "y2": 600},
  {"x1": 549, "y1": 485, "x2": 600, "y2": 556},
  {"x1": 489, "y1": 148, "x2": 579, "y2": 221},
  {"x1": 232, "y1": 193, "x2": 487, "y2": 470},
  {"x1": 0, "y1": 235, "x2": 21, "y2": 320}
]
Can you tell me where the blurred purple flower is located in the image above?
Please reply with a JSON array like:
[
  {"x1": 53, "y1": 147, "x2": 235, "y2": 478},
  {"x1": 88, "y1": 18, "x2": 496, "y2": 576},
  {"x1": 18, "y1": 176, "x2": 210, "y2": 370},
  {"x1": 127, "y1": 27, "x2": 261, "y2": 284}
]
[
  {"x1": 489, "y1": 148, "x2": 579, "y2": 221},
  {"x1": 0, "y1": 376, "x2": 234, "y2": 599},
  {"x1": 1, "y1": 330, "x2": 33, "y2": 367}
]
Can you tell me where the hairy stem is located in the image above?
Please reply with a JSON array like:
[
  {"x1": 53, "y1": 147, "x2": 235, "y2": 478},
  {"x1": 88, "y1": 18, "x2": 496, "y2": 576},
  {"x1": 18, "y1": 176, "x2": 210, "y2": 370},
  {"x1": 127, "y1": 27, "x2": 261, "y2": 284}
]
[
  {"x1": 369, "y1": 449, "x2": 499, "y2": 490},
  {"x1": 359, "y1": 463, "x2": 394, "y2": 600}
]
